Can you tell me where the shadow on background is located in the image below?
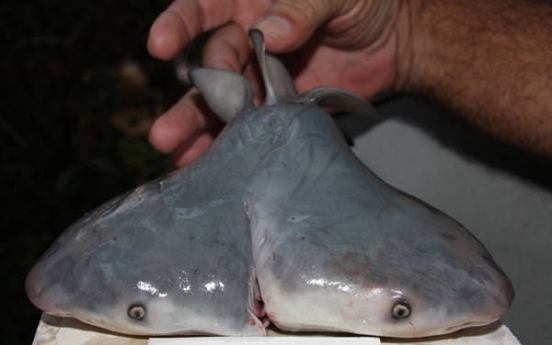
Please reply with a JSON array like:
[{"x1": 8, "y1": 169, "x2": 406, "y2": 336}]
[{"x1": 335, "y1": 95, "x2": 552, "y2": 193}]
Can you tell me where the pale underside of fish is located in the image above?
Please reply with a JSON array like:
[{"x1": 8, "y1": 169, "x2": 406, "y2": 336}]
[{"x1": 25, "y1": 30, "x2": 513, "y2": 338}]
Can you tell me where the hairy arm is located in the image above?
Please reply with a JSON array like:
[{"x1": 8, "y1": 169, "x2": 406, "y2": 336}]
[{"x1": 397, "y1": 0, "x2": 552, "y2": 157}]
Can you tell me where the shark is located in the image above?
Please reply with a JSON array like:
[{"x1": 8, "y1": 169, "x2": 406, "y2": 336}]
[{"x1": 25, "y1": 30, "x2": 513, "y2": 338}]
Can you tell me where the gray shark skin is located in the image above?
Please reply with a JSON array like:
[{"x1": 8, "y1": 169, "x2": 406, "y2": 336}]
[
  {"x1": 25, "y1": 30, "x2": 513, "y2": 338},
  {"x1": 25, "y1": 144, "x2": 266, "y2": 335},
  {"x1": 243, "y1": 103, "x2": 513, "y2": 337}
]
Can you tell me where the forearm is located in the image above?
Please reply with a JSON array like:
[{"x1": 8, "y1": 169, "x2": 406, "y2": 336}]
[{"x1": 396, "y1": 0, "x2": 552, "y2": 157}]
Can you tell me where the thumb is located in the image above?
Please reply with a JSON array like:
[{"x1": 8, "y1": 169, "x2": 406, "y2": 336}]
[{"x1": 252, "y1": 0, "x2": 344, "y2": 53}]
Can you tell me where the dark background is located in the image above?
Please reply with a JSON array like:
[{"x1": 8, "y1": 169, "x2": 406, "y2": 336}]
[{"x1": 1, "y1": 1, "x2": 180, "y2": 344}]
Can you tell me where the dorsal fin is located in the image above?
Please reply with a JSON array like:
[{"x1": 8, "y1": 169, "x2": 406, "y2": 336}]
[
  {"x1": 249, "y1": 29, "x2": 378, "y2": 118},
  {"x1": 295, "y1": 87, "x2": 381, "y2": 118},
  {"x1": 249, "y1": 29, "x2": 297, "y2": 104},
  {"x1": 188, "y1": 68, "x2": 254, "y2": 122}
]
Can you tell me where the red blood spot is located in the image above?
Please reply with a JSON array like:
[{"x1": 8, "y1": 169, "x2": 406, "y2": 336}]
[
  {"x1": 301, "y1": 236, "x2": 305, "y2": 240},
  {"x1": 113, "y1": 237, "x2": 117, "y2": 241},
  {"x1": 254, "y1": 298, "x2": 265, "y2": 317},
  {"x1": 441, "y1": 233, "x2": 457, "y2": 243},
  {"x1": 248, "y1": 318, "x2": 256, "y2": 326}
]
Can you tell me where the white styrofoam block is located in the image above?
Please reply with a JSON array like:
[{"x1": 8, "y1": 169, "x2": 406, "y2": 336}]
[
  {"x1": 31, "y1": 314, "x2": 147, "y2": 345},
  {"x1": 383, "y1": 323, "x2": 521, "y2": 345},
  {"x1": 149, "y1": 337, "x2": 380, "y2": 345},
  {"x1": 32, "y1": 314, "x2": 521, "y2": 345}
]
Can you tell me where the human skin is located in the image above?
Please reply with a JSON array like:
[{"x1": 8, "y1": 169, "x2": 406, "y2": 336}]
[
  {"x1": 400, "y1": 0, "x2": 552, "y2": 159},
  {"x1": 147, "y1": 0, "x2": 552, "y2": 166}
]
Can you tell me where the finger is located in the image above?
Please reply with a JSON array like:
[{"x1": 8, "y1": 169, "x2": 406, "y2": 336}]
[
  {"x1": 172, "y1": 121, "x2": 224, "y2": 167},
  {"x1": 202, "y1": 22, "x2": 251, "y2": 71},
  {"x1": 148, "y1": 89, "x2": 211, "y2": 154},
  {"x1": 148, "y1": 0, "x2": 239, "y2": 60},
  {"x1": 252, "y1": 0, "x2": 344, "y2": 53},
  {"x1": 203, "y1": 23, "x2": 267, "y2": 103}
]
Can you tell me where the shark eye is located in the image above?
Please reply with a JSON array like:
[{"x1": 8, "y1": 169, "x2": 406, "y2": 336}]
[
  {"x1": 391, "y1": 301, "x2": 411, "y2": 320},
  {"x1": 128, "y1": 304, "x2": 146, "y2": 320}
]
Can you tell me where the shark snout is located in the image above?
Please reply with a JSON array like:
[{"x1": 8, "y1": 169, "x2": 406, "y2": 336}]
[
  {"x1": 25, "y1": 263, "x2": 51, "y2": 313},
  {"x1": 492, "y1": 272, "x2": 515, "y2": 320},
  {"x1": 25, "y1": 257, "x2": 72, "y2": 316}
]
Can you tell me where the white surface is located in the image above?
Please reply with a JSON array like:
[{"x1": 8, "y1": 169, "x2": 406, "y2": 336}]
[
  {"x1": 31, "y1": 314, "x2": 521, "y2": 345},
  {"x1": 150, "y1": 337, "x2": 379, "y2": 345},
  {"x1": 31, "y1": 314, "x2": 147, "y2": 345}
]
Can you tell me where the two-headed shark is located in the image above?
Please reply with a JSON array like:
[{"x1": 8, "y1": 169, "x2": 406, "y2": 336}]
[{"x1": 26, "y1": 30, "x2": 513, "y2": 338}]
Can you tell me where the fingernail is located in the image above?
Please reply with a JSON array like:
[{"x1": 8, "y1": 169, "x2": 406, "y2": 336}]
[{"x1": 253, "y1": 15, "x2": 291, "y2": 43}]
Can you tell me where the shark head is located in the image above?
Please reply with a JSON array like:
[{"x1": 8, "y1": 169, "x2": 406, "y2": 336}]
[
  {"x1": 335, "y1": 199, "x2": 515, "y2": 337},
  {"x1": 25, "y1": 176, "x2": 263, "y2": 336},
  {"x1": 26, "y1": 189, "x2": 168, "y2": 334},
  {"x1": 239, "y1": 117, "x2": 515, "y2": 337}
]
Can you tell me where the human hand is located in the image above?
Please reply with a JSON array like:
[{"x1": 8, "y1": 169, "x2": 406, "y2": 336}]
[{"x1": 147, "y1": 0, "x2": 405, "y2": 167}]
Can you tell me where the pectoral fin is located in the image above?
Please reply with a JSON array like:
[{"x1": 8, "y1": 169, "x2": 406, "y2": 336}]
[
  {"x1": 188, "y1": 68, "x2": 254, "y2": 122},
  {"x1": 296, "y1": 87, "x2": 381, "y2": 118}
]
